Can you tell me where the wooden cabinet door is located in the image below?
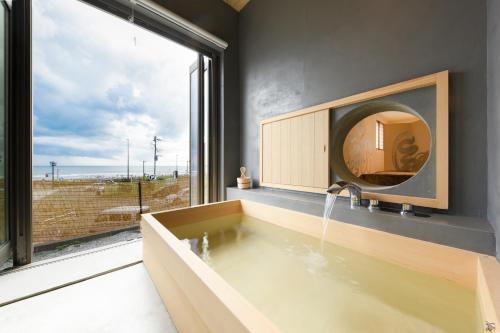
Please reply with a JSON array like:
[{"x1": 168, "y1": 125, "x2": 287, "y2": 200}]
[
  {"x1": 299, "y1": 113, "x2": 315, "y2": 187},
  {"x1": 261, "y1": 109, "x2": 330, "y2": 191},
  {"x1": 271, "y1": 122, "x2": 281, "y2": 184},
  {"x1": 290, "y1": 116, "x2": 301, "y2": 185},
  {"x1": 280, "y1": 119, "x2": 291, "y2": 185},
  {"x1": 314, "y1": 110, "x2": 329, "y2": 188},
  {"x1": 262, "y1": 123, "x2": 272, "y2": 183}
]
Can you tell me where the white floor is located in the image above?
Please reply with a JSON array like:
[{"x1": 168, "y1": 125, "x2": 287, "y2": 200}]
[
  {"x1": 0, "y1": 239, "x2": 143, "y2": 306},
  {"x1": 0, "y1": 241, "x2": 178, "y2": 333}
]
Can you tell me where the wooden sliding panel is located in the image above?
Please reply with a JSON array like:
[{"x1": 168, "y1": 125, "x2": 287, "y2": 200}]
[
  {"x1": 262, "y1": 123, "x2": 272, "y2": 183},
  {"x1": 290, "y1": 117, "x2": 301, "y2": 185},
  {"x1": 271, "y1": 122, "x2": 281, "y2": 184},
  {"x1": 300, "y1": 113, "x2": 315, "y2": 187},
  {"x1": 280, "y1": 119, "x2": 291, "y2": 184},
  {"x1": 261, "y1": 111, "x2": 330, "y2": 192},
  {"x1": 314, "y1": 110, "x2": 329, "y2": 188}
]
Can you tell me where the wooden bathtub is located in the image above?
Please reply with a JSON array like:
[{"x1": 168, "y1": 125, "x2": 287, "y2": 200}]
[{"x1": 141, "y1": 200, "x2": 500, "y2": 333}]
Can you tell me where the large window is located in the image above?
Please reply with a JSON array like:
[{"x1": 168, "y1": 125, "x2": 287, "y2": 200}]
[
  {"x1": 29, "y1": 0, "x2": 216, "y2": 252},
  {"x1": 376, "y1": 120, "x2": 384, "y2": 150}
]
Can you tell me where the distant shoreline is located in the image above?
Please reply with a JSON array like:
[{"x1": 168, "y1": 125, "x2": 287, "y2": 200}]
[{"x1": 32, "y1": 165, "x2": 188, "y2": 180}]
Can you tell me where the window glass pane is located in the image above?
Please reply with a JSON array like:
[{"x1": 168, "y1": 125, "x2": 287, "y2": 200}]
[
  {"x1": 32, "y1": 0, "x2": 196, "y2": 251},
  {"x1": 376, "y1": 121, "x2": 384, "y2": 150},
  {"x1": 189, "y1": 63, "x2": 200, "y2": 205},
  {"x1": 380, "y1": 122, "x2": 384, "y2": 150},
  {"x1": 203, "y1": 57, "x2": 210, "y2": 204}
]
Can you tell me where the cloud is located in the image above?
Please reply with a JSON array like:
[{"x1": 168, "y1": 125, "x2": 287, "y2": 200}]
[{"x1": 33, "y1": 0, "x2": 198, "y2": 166}]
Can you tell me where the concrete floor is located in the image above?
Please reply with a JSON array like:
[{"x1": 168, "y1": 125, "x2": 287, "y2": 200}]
[
  {"x1": 33, "y1": 228, "x2": 143, "y2": 262},
  {"x1": 0, "y1": 241, "x2": 177, "y2": 332},
  {"x1": 1, "y1": 228, "x2": 143, "y2": 271}
]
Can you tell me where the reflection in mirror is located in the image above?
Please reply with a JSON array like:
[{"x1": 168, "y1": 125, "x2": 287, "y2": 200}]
[{"x1": 343, "y1": 111, "x2": 431, "y2": 187}]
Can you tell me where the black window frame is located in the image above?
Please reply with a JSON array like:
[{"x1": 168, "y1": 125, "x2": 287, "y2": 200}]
[
  {"x1": 10, "y1": 0, "x2": 222, "y2": 265},
  {"x1": 0, "y1": 0, "x2": 11, "y2": 266},
  {"x1": 10, "y1": 0, "x2": 32, "y2": 266}
]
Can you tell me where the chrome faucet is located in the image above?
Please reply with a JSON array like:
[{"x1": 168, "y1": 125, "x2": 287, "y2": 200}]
[{"x1": 327, "y1": 181, "x2": 362, "y2": 208}]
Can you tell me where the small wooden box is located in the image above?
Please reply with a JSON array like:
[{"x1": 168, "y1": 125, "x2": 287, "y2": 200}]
[{"x1": 237, "y1": 177, "x2": 251, "y2": 189}]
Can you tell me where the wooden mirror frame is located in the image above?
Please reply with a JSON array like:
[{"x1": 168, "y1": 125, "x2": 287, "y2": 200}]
[{"x1": 260, "y1": 71, "x2": 448, "y2": 209}]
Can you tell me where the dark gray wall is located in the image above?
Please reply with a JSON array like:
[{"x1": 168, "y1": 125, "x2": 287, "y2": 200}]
[
  {"x1": 487, "y1": 0, "x2": 500, "y2": 259},
  {"x1": 153, "y1": 0, "x2": 240, "y2": 198},
  {"x1": 239, "y1": 0, "x2": 487, "y2": 217}
]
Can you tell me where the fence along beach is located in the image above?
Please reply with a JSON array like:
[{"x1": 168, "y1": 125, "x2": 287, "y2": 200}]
[{"x1": 32, "y1": 165, "x2": 190, "y2": 244}]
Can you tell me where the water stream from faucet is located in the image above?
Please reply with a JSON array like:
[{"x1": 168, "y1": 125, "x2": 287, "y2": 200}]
[{"x1": 321, "y1": 193, "x2": 338, "y2": 250}]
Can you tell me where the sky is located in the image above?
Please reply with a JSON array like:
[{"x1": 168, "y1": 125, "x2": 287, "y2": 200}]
[{"x1": 32, "y1": 0, "x2": 198, "y2": 167}]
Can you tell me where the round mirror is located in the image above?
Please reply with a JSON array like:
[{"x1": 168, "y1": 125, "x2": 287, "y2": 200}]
[{"x1": 342, "y1": 111, "x2": 431, "y2": 187}]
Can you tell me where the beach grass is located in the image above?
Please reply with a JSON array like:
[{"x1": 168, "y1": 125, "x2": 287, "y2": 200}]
[{"x1": 32, "y1": 175, "x2": 189, "y2": 245}]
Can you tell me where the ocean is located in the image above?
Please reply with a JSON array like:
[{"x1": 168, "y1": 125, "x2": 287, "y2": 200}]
[{"x1": 33, "y1": 165, "x2": 187, "y2": 180}]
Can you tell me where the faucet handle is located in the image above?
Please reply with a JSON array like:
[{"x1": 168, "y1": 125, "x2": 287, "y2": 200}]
[
  {"x1": 368, "y1": 199, "x2": 379, "y2": 211},
  {"x1": 400, "y1": 203, "x2": 413, "y2": 216}
]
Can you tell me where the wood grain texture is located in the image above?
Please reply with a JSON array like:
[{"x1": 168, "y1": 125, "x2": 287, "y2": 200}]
[
  {"x1": 142, "y1": 206, "x2": 281, "y2": 333},
  {"x1": 477, "y1": 256, "x2": 500, "y2": 326},
  {"x1": 259, "y1": 182, "x2": 332, "y2": 194},
  {"x1": 271, "y1": 122, "x2": 281, "y2": 184},
  {"x1": 280, "y1": 118, "x2": 291, "y2": 185},
  {"x1": 435, "y1": 71, "x2": 449, "y2": 209},
  {"x1": 290, "y1": 117, "x2": 301, "y2": 185},
  {"x1": 223, "y1": 0, "x2": 250, "y2": 11},
  {"x1": 143, "y1": 199, "x2": 500, "y2": 331},
  {"x1": 259, "y1": 124, "x2": 263, "y2": 188},
  {"x1": 152, "y1": 200, "x2": 242, "y2": 228},
  {"x1": 261, "y1": 112, "x2": 328, "y2": 190},
  {"x1": 143, "y1": 244, "x2": 210, "y2": 333},
  {"x1": 300, "y1": 113, "x2": 315, "y2": 187},
  {"x1": 262, "y1": 123, "x2": 272, "y2": 183},
  {"x1": 314, "y1": 110, "x2": 329, "y2": 188}
]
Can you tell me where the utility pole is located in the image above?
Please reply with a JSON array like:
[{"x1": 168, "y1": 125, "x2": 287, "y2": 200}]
[
  {"x1": 173, "y1": 154, "x2": 179, "y2": 179},
  {"x1": 142, "y1": 160, "x2": 146, "y2": 180},
  {"x1": 50, "y1": 161, "x2": 57, "y2": 182},
  {"x1": 152, "y1": 136, "x2": 161, "y2": 178},
  {"x1": 126, "y1": 138, "x2": 130, "y2": 180}
]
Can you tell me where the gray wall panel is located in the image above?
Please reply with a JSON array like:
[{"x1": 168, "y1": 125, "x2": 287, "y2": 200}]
[
  {"x1": 239, "y1": 0, "x2": 487, "y2": 217},
  {"x1": 487, "y1": 0, "x2": 500, "y2": 260}
]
